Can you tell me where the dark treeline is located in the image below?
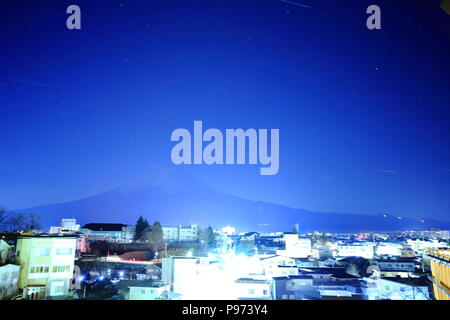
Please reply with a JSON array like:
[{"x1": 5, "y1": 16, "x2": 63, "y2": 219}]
[{"x1": 0, "y1": 206, "x2": 42, "y2": 232}]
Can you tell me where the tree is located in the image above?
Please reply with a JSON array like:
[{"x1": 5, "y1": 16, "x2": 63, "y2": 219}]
[
  {"x1": 199, "y1": 226, "x2": 216, "y2": 249},
  {"x1": 22, "y1": 213, "x2": 42, "y2": 231},
  {"x1": 134, "y1": 216, "x2": 149, "y2": 241},
  {"x1": 0, "y1": 207, "x2": 7, "y2": 231},
  {"x1": 142, "y1": 221, "x2": 165, "y2": 251},
  {"x1": 339, "y1": 256, "x2": 371, "y2": 277},
  {"x1": 0, "y1": 207, "x2": 42, "y2": 232}
]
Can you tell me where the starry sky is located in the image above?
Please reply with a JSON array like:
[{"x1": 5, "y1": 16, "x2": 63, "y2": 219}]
[{"x1": 0, "y1": 0, "x2": 449, "y2": 221}]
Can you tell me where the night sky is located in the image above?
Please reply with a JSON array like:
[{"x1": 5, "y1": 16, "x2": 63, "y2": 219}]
[{"x1": 0, "y1": 0, "x2": 449, "y2": 221}]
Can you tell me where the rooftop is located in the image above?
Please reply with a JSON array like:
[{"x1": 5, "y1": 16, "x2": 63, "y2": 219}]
[
  {"x1": 81, "y1": 223, "x2": 127, "y2": 232},
  {"x1": 427, "y1": 249, "x2": 450, "y2": 262},
  {"x1": 18, "y1": 234, "x2": 77, "y2": 239},
  {"x1": 272, "y1": 275, "x2": 314, "y2": 281},
  {"x1": 298, "y1": 267, "x2": 357, "y2": 279},
  {"x1": 235, "y1": 278, "x2": 269, "y2": 284},
  {"x1": 116, "y1": 280, "x2": 167, "y2": 289}
]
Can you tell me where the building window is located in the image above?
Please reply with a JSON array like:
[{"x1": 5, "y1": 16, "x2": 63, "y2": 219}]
[
  {"x1": 50, "y1": 281, "x2": 65, "y2": 296},
  {"x1": 30, "y1": 265, "x2": 49, "y2": 273},
  {"x1": 35, "y1": 248, "x2": 50, "y2": 257},
  {"x1": 52, "y1": 265, "x2": 70, "y2": 273},
  {"x1": 248, "y1": 289, "x2": 255, "y2": 295},
  {"x1": 56, "y1": 248, "x2": 73, "y2": 255}
]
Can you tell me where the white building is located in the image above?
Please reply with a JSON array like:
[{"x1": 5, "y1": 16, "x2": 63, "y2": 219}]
[
  {"x1": 0, "y1": 264, "x2": 21, "y2": 300},
  {"x1": 257, "y1": 255, "x2": 297, "y2": 278},
  {"x1": 162, "y1": 224, "x2": 199, "y2": 242},
  {"x1": 375, "y1": 243, "x2": 402, "y2": 256},
  {"x1": 221, "y1": 226, "x2": 236, "y2": 235},
  {"x1": 407, "y1": 239, "x2": 448, "y2": 253},
  {"x1": 311, "y1": 245, "x2": 333, "y2": 259},
  {"x1": 49, "y1": 219, "x2": 80, "y2": 235},
  {"x1": 234, "y1": 278, "x2": 270, "y2": 299},
  {"x1": 162, "y1": 256, "x2": 198, "y2": 297},
  {"x1": 336, "y1": 243, "x2": 374, "y2": 259},
  {"x1": 128, "y1": 281, "x2": 171, "y2": 300},
  {"x1": 363, "y1": 277, "x2": 430, "y2": 300},
  {"x1": 276, "y1": 234, "x2": 312, "y2": 258},
  {"x1": 0, "y1": 240, "x2": 12, "y2": 264}
]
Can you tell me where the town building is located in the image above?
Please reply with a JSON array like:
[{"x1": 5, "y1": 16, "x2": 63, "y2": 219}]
[
  {"x1": 298, "y1": 267, "x2": 358, "y2": 284},
  {"x1": 374, "y1": 243, "x2": 402, "y2": 256},
  {"x1": 49, "y1": 218, "x2": 80, "y2": 235},
  {"x1": 0, "y1": 239, "x2": 12, "y2": 264},
  {"x1": 427, "y1": 249, "x2": 450, "y2": 300},
  {"x1": 15, "y1": 235, "x2": 77, "y2": 300},
  {"x1": 162, "y1": 224, "x2": 199, "y2": 242},
  {"x1": 162, "y1": 256, "x2": 198, "y2": 297},
  {"x1": 336, "y1": 243, "x2": 374, "y2": 259},
  {"x1": 276, "y1": 233, "x2": 312, "y2": 258},
  {"x1": 373, "y1": 257, "x2": 417, "y2": 273},
  {"x1": 0, "y1": 264, "x2": 21, "y2": 300},
  {"x1": 234, "y1": 278, "x2": 270, "y2": 299},
  {"x1": 79, "y1": 223, "x2": 134, "y2": 242},
  {"x1": 116, "y1": 280, "x2": 170, "y2": 300},
  {"x1": 407, "y1": 239, "x2": 447, "y2": 253},
  {"x1": 270, "y1": 275, "x2": 315, "y2": 300},
  {"x1": 403, "y1": 230, "x2": 450, "y2": 240},
  {"x1": 363, "y1": 276, "x2": 430, "y2": 300}
]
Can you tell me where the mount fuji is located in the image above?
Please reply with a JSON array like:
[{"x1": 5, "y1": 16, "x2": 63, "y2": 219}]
[{"x1": 19, "y1": 168, "x2": 450, "y2": 233}]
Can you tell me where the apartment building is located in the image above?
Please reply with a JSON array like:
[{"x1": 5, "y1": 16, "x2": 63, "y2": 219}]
[
  {"x1": 15, "y1": 235, "x2": 77, "y2": 300},
  {"x1": 427, "y1": 249, "x2": 450, "y2": 300},
  {"x1": 162, "y1": 224, "x2": 199, "y2": 242}
]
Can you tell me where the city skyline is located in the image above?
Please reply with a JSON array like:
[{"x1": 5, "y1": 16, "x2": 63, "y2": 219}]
[{"x1": 0, "y1": 0, "x2": 449, "y2": 223}]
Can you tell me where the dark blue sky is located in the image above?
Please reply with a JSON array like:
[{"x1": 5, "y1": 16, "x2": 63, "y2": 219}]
[{"x1": 0, "y1": 0, "x2": 449, "y2": 221}]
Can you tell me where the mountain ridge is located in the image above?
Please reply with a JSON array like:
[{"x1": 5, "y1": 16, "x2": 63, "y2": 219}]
[{"x1": 18, "y1": 168, "x2": 450, "y2": 233}]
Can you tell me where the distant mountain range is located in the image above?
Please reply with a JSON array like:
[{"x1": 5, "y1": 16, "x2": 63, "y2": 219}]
[{"x1": 19, "y1": 168, "x2": 450, "y2": 233}]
